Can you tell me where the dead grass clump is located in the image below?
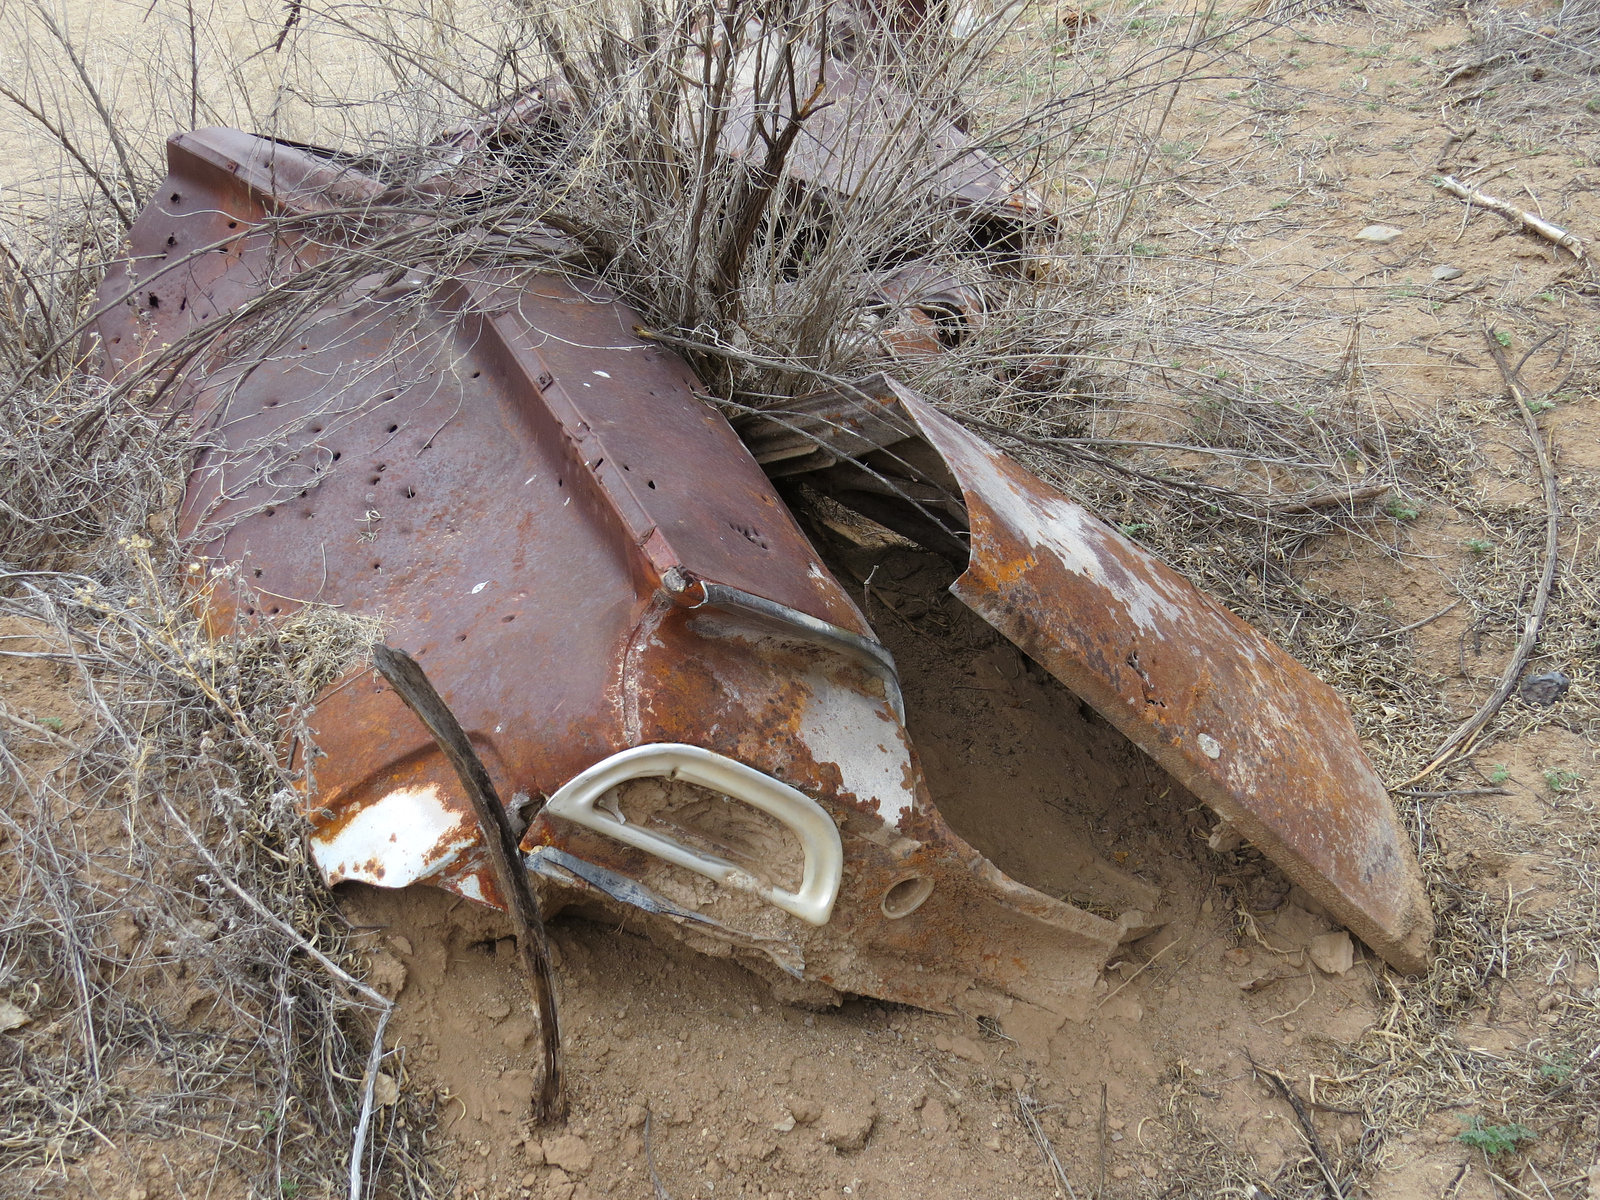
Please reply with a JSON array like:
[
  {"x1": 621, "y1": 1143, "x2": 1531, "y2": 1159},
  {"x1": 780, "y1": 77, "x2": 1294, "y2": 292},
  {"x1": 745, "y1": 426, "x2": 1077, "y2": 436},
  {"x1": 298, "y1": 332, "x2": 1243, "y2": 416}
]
[{"x1": 1447, "y1": 0, "x2": 1600, "y2": 119}]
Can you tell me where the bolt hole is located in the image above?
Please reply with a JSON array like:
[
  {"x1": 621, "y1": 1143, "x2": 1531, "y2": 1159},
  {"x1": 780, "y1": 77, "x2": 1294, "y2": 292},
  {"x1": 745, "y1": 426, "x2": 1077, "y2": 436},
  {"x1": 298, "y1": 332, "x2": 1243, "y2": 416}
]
[
  {"x1": 647, "y1": 480, "x2": 656, "y2": 489},
  {"x1": 501, "y1": 614, "x2": 516, "y2": 623},
  {"x1": 471, "y1": 370, "x2": 481, "y2": 378},
  {"x1": 269, "y1": 606, "x2": 281, "y2": 615},
  {"x1": 455, "y1": 634, "x2": 467, "y2": 643},
  {"x1": 228, "y1": 221, "x2": 239, "y2": 229},
  {"x1": 252, "y1": 568, "x2": 263, "y2": 578},
  {"x1": 402, "y1": 485, "x2": 417, "y2": 498},
  {"x1": 169, "y1": 192, "x2": 181, "y2": 204},
  {"x1": 331, "y1": 451, "x2": 341, "y2": 461},
  {"x1": 880, "y1": 876, "x2": 934, "y2": 919},
  {"x1": 386, "y1": 424, "x2": 398, "y2": 433},
  {"x1": 371, "y1": 561, "x2": 381, "y2": 571},
  {"x1": 147, "y1": 295, "x2": 160, "y2": 308},
  {"x1": 165, "y1": 234, "x2": 177, "y2": 247}
]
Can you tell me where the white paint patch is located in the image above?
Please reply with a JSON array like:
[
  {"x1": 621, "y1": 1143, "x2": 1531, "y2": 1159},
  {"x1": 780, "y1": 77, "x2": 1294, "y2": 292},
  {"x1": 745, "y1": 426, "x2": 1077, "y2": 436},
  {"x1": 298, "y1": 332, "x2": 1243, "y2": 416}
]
[
  {"x1": 1197, "y1": 733, "x2": 1222, "y2": 759},
  {"x1": 454, "y1": 874, "x2": 486, "y2": 904},
  {"x1": 963, "y1": 448, "x2": 1190, "y2": 637},
  {"x1": 794, "y1": 675, "x2": 917, "y2": 829},
  {"x1": 592, "y1": 369, "x2": 611, "y2": 378},
  {"x1": 471, "y1": 580, "x2": 489, "y2": 594},
  {"x1": 308, "y1": 783, "x2": 477, "y2": 888}
]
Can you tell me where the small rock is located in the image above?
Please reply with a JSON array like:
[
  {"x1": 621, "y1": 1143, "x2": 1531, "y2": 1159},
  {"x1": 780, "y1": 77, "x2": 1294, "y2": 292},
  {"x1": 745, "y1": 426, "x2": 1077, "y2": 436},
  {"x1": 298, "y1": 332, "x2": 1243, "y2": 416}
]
[
  {"x1": 1308, "y1": 931, "x2": 1355, "y2": 975},
  {"x1": 772, "y1": 1113, "x2": 796, "y2": 1133},
  {"x1": 522, "y1": 1136, "x2": 545, "y2": 1165},
  {"x1": 934, "y1": 1033, "x2": 986, "y2": 1064},
  {"x1": 1207, "y1": 820, "x2": 1243, "y2": 854},
  {"x1": 371, "y1": 1072, "x2": 399, "y2": 1108},
  {"x1": 542, "y1": 1134, "x2": 593, "y2": 1177},
  {"x1": 1355, "y1": 224, "x2": 1403, "y2": 244},
  {"x1": 820, "y1": 1099, "x2": 877, "y2": 1151},
  {"x1": 364, "y1": 951, "x2": 408, "y2": 999},
  {"x1": 919, "y1": 1096, "x2": 951, "y2": 1135},
  {"x1": 1431, "y1": 264, "x2": 1465, "y2": 282},
  {"x1": 0, "y1": 1000, "x2": 31, "y2": 1033},
  {"x1": 788, "y1": 1097, "x2": 822, "y2": 1125},
  {"x1": 1117, "y1": 909, "x2": 1164, "y2": 943},
  {"x1": 483, "y1": 996, "x2": 513, "y2": 1021},
  {"x1": 1519, "y1": 671, "x2": 1570, "y2": 707},
  {"x1": 388, "y1": 934, "x2": 414, "y2": 956},
  {"x1": 1585, "y1": 1161, "x2": 1600, "y2": 1200},
  {"x1": 623, "y1": 1103, "x2": 647, "y2": 1130}
]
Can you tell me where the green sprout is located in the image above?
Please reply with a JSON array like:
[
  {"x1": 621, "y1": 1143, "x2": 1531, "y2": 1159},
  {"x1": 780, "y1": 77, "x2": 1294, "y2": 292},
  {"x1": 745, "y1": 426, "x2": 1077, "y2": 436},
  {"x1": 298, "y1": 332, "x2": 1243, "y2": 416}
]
[
  {"x1": 1457, "y1": 1116, "x2": 1535, "y2": 1157},
  {"x1": 1464, "y1": 538, "x2": 1493, "y2": 555},
  {"x1": 1385, "y1": 497, "x2": 1421, "y2": 522},
  {"x1": 1544, "y1": 768, "x2": 1584, "y2": 794},
  {"x1": 1489, "y1": 764, "x2": 1510, "y2": 784}
]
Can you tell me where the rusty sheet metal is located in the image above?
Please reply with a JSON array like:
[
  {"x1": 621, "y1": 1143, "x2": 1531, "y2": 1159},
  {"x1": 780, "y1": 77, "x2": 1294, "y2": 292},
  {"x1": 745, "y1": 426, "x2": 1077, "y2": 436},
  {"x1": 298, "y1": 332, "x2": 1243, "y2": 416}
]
[
  {"x1": 738, "y1": 377, "x2": 1434, "y2": 973},
  {"x1": 91, "y1": 128, "x2": 1141, "y2": 1015}
]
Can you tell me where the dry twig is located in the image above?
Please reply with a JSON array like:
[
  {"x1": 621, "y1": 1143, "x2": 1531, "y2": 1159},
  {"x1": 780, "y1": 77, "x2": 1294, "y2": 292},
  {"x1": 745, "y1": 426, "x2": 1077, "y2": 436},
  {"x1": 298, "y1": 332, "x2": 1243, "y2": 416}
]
[
  {"x1": 1434, "y1": 176, "x2": 1587, "y2": 261},
  {"x1": 1401, "y1": 327, "x2": 1561, "y2": 785},
  {"x1": 370, "y1": 643, "x2": 564, "y2": 1123}
]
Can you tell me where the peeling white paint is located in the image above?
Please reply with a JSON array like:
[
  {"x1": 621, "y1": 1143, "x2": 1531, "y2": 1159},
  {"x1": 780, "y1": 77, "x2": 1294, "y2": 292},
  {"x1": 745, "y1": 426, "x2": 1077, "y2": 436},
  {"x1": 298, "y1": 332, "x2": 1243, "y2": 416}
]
[
  {"x1": 470, "y1": 580, "x2": 489, "y2": 594},
  {"x1": 794, "y1": 675, "x2": 917, "y2": 829},
  {"x1": 592, "y1": 369, "x2": 611, "y2": 378},
  {"x1": 308, "y1": 783, "x2": 477, "y2": 888}
]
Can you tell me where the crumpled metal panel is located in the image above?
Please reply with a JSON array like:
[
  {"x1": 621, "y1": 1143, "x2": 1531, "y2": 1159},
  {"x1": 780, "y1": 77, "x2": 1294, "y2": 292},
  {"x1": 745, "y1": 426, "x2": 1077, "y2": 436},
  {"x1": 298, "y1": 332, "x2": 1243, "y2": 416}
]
[
  {"x1": 90, "y1": 128, "x2": 1142, "y2": 1015},
  {"x1": 738, "y1": 377, "x2": 1434, "y2": 973}
]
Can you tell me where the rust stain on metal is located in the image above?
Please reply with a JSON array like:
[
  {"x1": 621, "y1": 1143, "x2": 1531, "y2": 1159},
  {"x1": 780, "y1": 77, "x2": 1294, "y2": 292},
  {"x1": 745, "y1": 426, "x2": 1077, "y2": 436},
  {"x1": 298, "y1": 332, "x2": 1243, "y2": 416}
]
[
  {"x1": 740, "y1": 376, "x2": 1434, "y2": 973},
  {"x1": 91, "y1": 129, "x2": 1132, "y2": 1015}
]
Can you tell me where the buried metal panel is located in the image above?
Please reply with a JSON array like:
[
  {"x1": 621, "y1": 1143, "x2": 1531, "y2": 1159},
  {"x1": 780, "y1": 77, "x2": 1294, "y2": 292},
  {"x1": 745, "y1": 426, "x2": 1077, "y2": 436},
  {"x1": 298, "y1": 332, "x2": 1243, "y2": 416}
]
[
  {"x1": 888, "y1": 387, "x2": 1435, "y2": 973},
  {"x1": 89, "y1": 128, "x2": 1138, "y2": 1015},
  {"x1": 738, "y1": 377, "x2": 1433, "y2": 973}
]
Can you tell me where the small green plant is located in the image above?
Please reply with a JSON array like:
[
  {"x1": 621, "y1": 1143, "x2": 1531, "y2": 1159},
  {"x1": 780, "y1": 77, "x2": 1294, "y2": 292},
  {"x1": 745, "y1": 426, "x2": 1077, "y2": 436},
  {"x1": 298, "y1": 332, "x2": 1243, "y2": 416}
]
[
  {"x1": 1495, "y1": 329, "x2": 1514, "y2": 348},
  {"x1": 281, "y1": 1180, "x2": 301, "y2": 1200},
  {"x1": 1544, "y1": 768, "x2": 1584, "y2": 794},
  {"x1": 1458, "y1": 1116, "x2": 1535, "y2": 1157},
  {"x1": 1538, "y1": 1054, "x2": 1575, "y2": 1083},
  {"x1": 39, "y1": 716, "x2": 63, "y2": 732},
  {"x1": 1489, "y1": 764, "x2": 1510, "y2": 784},
  {"x1": 1587, "y1": 96, "x2": 1600, "y2": 113},
  {"x1": 1385, "y1": 497, "x2": 1421, "y2": 521},
  {"x1": 1464, "y1": 538, "x2": 1493, "y2": 555},
  {"x1": 1527, "y1": 398, "x2": 1556, "y2": 414},
  {"x1": 1117, "y1": 522, "x2": 1151, "y2": 538}
]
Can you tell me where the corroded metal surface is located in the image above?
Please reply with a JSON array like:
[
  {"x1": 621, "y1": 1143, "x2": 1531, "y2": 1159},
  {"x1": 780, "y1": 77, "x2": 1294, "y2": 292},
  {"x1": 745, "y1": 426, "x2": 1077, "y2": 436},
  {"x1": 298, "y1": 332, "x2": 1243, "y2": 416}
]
[
  {"x1": 91, "y1": 128, "x2": 1135, "y2": 1015},
  {"x1": 740, "y1": 376, "x2": 1435, "y2": 973}
]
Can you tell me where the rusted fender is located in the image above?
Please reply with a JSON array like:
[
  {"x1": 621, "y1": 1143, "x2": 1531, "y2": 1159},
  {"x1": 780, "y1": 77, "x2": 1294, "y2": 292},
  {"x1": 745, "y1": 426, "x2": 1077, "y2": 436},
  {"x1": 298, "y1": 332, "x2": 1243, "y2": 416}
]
[
  {"x1": 88, "y1": 128, "x2": 1141, "y2": 1016},
  {"x1": 741, "y1": 378, "x2": 1435, "y2": 974}
]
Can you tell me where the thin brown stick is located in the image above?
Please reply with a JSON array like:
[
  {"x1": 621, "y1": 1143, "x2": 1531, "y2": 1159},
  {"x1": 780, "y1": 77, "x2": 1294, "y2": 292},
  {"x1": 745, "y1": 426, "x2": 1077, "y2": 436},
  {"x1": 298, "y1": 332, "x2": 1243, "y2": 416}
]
[
  {"x1": 1434, "y1": 176, "x2": 1587, "y2": 260},
  {"x1": 370, "y1": 643, "x2": 564, "y2": 1122},
  {"x1": 1400, "y1": 327, "x2": 1560, "y2": 786},
  {"x1": 1097, "y1": 1081, "x2": 1108, "y2": 1198},
  {"x1": 1246, "y1": 1051, "x2": 1344, "y2": 1199}
]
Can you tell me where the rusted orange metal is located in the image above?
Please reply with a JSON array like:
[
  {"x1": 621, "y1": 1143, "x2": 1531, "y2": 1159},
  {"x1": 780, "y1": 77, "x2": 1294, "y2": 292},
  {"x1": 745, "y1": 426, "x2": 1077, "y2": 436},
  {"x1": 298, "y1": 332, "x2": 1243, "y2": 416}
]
[
  {"x1": 92, "y1": 105, "x2": 1430, "y2": 1024},
  {"x1": 738, "y1": 376, "x2": 1435, "y2": 972},
  {"x1": 91, "y1": 129, "x2": 1143, "y2": 1015}
]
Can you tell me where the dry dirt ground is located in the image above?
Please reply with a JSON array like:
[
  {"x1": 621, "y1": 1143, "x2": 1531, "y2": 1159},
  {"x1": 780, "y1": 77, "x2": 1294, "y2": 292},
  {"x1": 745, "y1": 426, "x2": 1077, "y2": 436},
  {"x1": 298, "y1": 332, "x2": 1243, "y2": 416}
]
[{"x1": 3, "y1": 2, "x2": 1599, "y2": 1199}]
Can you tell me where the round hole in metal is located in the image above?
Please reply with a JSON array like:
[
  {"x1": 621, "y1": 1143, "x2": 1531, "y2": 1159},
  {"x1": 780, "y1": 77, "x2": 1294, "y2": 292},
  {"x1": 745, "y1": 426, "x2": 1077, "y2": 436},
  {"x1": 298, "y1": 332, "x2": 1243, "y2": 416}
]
[{"x1": 880, "y1": 875, "x2": 933, "y2": 919}]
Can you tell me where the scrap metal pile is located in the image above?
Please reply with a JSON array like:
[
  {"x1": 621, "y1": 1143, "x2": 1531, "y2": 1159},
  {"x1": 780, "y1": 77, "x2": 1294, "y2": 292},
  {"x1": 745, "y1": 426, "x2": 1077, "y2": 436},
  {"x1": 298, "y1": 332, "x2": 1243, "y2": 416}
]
[{"x1": 91, "y1": 21, "x2": 1431, "y2": 1018}]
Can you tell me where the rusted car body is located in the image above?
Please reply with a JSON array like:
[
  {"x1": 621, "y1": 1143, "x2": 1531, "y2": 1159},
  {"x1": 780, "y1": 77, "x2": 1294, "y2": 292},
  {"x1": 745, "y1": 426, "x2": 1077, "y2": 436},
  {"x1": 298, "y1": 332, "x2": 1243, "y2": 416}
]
[{"x1": 91, "y1": 118, "x2": 1429, "y2": 1015}]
